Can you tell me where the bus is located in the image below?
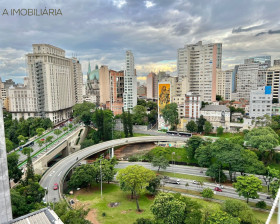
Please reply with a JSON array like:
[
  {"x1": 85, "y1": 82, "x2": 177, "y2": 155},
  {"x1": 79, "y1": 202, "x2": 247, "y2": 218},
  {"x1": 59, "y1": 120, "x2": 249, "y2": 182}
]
[
  {"x1": 166, "y1": 131, "x2": 178, "y2": 136},
  {"x1": 178, "y1": 132, "x2": 192, "y2": 137},
  {"x1": 20, "y1": 141, "x2": 35, "y2": 151}
]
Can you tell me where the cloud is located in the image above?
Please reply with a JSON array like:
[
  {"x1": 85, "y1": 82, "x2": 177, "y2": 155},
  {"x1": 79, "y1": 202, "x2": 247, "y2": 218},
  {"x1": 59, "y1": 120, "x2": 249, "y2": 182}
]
[
  {"x1": 232, "y1": 24, "x2": 265, "y2": 33},
  {"x1": 145, "y1": 1, "x2": 155, "y2": 8},
  {"x1": 256, "y1": 29, "x2": 280, "y2": 36}
]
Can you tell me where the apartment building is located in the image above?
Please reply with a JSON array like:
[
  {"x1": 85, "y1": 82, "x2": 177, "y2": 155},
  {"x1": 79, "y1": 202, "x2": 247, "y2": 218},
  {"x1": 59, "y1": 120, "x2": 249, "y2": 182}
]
[
  {"x1": 9, "y1": 44, "x2": 83, "y2": 124},
  {"x1": 106, "y1": 70, "x2": 124, "y2": 115},
  {"x1": 123, "y1": 50, "x2": 137, "y2": 111},
  {"x1": 216, "y1": 69, "x2": 233, "y2": 100},
  {"x1": 249, "y1": 86, "x2": 272, "y2": 118},
  {"x1": 177, "y1": 41, "x2": 222, "y2": 102},
  {"x1": 99, "y1": 65, "x2": 110, "y2": 106},
  {"x1": 266, "y1": 66, "x2": 280, "y2": 101},
  {"x1": 147, "y1": 72, "x2": 158, "y2": 100}
]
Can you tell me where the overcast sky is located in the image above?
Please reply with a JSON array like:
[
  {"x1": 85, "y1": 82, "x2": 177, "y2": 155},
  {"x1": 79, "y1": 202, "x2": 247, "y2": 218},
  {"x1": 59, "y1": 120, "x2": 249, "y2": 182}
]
[{"x1": 0, "y1": 0, "x2": 280, "y2": 83}]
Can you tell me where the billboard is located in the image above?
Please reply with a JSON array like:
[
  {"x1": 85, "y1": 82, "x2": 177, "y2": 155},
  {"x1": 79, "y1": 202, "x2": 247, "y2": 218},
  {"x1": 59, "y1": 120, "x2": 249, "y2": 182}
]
[
  {"x1": 158, "y1": 83, "x2": 171, "y2": 114},
  {"x1": 158, "y1": 83, "x2": 171, "y2": 130}
]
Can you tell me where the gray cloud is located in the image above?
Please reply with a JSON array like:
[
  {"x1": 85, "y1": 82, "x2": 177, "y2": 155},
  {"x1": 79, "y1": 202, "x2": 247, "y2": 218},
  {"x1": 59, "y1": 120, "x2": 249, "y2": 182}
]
[
  {"x1": 232, "y1": 24, "x2": 265, "y2": 33},
  {"x1": 256, "y1": 29, "x2": 280, "y2": 36}
]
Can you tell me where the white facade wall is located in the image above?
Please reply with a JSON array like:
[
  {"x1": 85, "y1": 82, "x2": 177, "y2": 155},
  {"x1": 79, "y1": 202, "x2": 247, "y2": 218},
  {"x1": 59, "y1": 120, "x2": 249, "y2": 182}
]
[
  {"x1": 249, "y1": 86, "x2": 272, "y2": 118},
  {"x1": 123, "y1": 50, "x2": 137, "y2": 111}
]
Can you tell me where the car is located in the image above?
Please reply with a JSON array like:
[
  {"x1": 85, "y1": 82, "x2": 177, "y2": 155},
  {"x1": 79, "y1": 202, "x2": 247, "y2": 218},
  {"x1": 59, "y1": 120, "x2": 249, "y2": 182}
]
[
  {"x1": 164, "y1": 179, "x2": 180, "y2": 185},
  {"x1": 42, "y1": 197, "x2": 47, "y2": 204},
  {"x1": 216, "y1": 184, "x2": 224, "y2": 189},
  {"x1": 214, "y1": 187, "x2": 222, "y2": 192},
  {"x1": 53, "y1": 183, "x2": 58, "y2": 190},
  {"x1": 192, "y1": 180, "x2": 200, "y2": 185}
]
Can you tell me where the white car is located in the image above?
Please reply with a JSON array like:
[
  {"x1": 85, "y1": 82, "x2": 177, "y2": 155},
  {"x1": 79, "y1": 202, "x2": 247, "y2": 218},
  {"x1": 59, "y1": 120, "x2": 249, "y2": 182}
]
[
  {"x1": 216, "y1": 184, "x2": 224, "y2": 189},
  {"x1": 192, "y1": 180, "x2": 200, "y2": 185}
]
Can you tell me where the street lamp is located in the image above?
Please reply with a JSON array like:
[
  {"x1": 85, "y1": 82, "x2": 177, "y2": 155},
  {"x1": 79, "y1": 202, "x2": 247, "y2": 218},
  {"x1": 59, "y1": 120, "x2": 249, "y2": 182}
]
[
  {"x1": 100, "y1": 154, "x2": 104, "y2": 198},
  {"x1": 172, "y1": 152, "x2": 175, "y2": 177}
]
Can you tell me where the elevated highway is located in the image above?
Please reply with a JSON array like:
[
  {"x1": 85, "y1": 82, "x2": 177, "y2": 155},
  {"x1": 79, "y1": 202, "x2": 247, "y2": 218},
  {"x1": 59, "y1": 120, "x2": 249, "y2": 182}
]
[{"x1": 39, "y1": 136, "x2": 187, "y2": 203}]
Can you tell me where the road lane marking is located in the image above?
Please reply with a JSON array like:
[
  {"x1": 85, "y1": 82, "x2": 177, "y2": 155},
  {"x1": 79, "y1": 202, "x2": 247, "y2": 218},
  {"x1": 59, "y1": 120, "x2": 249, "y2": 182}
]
[
  {"x1": 49, "y1": 171, "x2": 56, "y2": 176},
  {"x1": 58, "y1": 171, "x2": 62, "y2": 177}
]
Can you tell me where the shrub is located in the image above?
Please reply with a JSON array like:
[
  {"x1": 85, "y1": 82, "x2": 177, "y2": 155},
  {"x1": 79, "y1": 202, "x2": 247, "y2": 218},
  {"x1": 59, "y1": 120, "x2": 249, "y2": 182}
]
[
  {"x1": 256, "y1": 201, "x2": 267, "y2": 209},
  {"x1": 202, "y1": 188, "x2": 214, "y2": 199},
  {"x1": 128, "y1": 155, "x2": 139, "y2": 162},
  {"x1": 102, "y1": 212, "x2": 106, "y2": 217},
  {"x1": 134, "y1": 218, "x2": 153, "y2": 224}
]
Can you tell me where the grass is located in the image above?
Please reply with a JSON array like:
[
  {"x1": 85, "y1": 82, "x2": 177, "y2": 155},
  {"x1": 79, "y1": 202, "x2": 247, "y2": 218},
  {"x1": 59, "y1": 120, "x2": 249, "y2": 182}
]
[
  {"x1": 114, "y1": 131, "x2": 150, "y2": 139},
  {"x1": 204, "y1": 132, "x2": 244, "y2": 139},
  {"x1": 69, "y1": 183, "x2": 277, "y2": 224},
  {"x1": 71, "y1": 184, "x2": 154, "y2": 224},
  {"x1": 158, "y1": 171, "x2": 211, "y2": 182}
]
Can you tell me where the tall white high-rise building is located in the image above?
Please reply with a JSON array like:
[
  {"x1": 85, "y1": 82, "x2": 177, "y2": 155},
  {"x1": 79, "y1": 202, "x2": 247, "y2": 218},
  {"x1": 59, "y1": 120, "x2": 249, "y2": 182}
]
[
  {"x1": 177, "y1": 41, "x2": 222, "y2": 102},
  {"x1": 9, "y1": 44, "x2": 83, "y2": 124},
  {"x1": 123, "y1": 50, "x2": 137, "y2": 111}
]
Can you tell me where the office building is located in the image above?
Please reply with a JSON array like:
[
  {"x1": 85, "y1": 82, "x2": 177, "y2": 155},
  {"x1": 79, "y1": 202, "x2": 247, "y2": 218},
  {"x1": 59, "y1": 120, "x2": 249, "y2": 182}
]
[
  {"x1": 72, "y1": 58, "x2": 83, "y2": 104},
  {"x1": 9, "y1": 44, "x2": 83, "y2": 124},
  {"x1": 147, "y1": 72, "x2": 158, "y2": 100},
  {"x1": 106, "y1": 70, "x2": 124, "y2": 115},
  {"x1": 274, "y1": 59, "x2": 280, "y2": 66},
  {"x1": 0, "y1": 100, "x2": 13, "y2": 223},
  {"x1": 266, "y1": 66, "x2": 280, "y2": 101},
  {"x1": 217, "y1": 69, "x2": 233, "y2": 100},
  {"x1": 177, "y1": 41, "x2": 222, "y2": 102},
  {"x1": 244, "y1": 56, "x2": 271, "y2": 68},
  {"x1": 123, "y1": 50, "x2": 137, "y2": 111},
  {"x1": 249, "y1": 86, "x2": 272, "y2": 118},
  {"x1": 137, "y1": 85, "x2": 147, "y2": 97}
]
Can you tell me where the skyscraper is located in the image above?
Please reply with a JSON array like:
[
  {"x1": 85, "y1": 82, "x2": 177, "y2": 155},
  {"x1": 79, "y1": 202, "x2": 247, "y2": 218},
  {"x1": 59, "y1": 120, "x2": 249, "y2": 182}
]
[
  {"x1": 123, "y1": 50, "x2": 137, "y2": 111},
  {"x1": 146, "y1": 72, "x2": 158, "y2": 100},
  {"x1": 177, "y1": 41, "x2": 222, "y2": 102},
  {"x1": 217, "y1": 69, "x2": 233, "y2": 100},
  {"x1": 0, "y1": 100, "x2": 13, "y2": 223},
  {"x1": 8, "y1": 44, "x2": 83, "y2": 124}
]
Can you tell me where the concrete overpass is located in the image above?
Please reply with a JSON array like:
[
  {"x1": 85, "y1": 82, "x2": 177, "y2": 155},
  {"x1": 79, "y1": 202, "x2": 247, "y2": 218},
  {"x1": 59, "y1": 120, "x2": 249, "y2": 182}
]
[{"x1": 39, "y1": 136, "x2": 187, "y2": 203}]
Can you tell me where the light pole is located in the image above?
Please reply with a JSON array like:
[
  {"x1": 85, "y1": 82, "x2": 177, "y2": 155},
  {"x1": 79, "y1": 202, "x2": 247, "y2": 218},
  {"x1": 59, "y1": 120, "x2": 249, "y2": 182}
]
[
  {"x1": 53, "y1": 197, "x2": 56, "y2": 211},
  {"x1": 172, "y1": 152, "x2": 175, "y2": 177},
  {"x1": 100, "y1": 155, "x2": 104, "y2": 198}
]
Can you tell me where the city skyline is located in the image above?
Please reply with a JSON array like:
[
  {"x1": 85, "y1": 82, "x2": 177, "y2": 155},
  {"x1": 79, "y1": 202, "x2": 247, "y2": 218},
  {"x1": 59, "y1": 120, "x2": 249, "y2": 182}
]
[{"x1": 0, "y1": 0, "x2": 280, "y2": 83}]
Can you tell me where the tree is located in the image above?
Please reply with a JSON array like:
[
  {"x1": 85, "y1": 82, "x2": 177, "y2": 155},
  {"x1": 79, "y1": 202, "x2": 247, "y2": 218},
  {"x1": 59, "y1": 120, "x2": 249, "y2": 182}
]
[
  {"x1": 73, "y1": 102, "x2": 95, "y2": 125},
  {"x1": 127, "y1": 110, "x2": 133, "y2": 137},
  {"x1": 54, "y1": 200, "x2": 91, "y2": 224},
  {"x1": 96, "y1": 157, "x2": 118, "y2": 184},
  {"x1": 69, "y1": 123, "x2": 73, "y2": 129},
  {"x1": 216, "y1": 95, "x2": 223, "y2": 101},
  {"x1": 202, "y1": 188, "x2": 214, "y2": 199},
  {"x1": 186, "y1": 136, "x2": 204, "y2": 161},
  {"x1": 245, "y1": 127, "x2": 279, "y2": 161},
  {"x1": 148, "y1": 109, "x2": 158, "y2": 125},
  {"x1": 222, "y1": 199, "x2": 257, "y2": 224},
  {"x1": 204, "y1": 121, "x2": 212, "y2": 135},
  {"x1": 25, "y1": 153, "x2": 35, "y2": 184},
  {"x1": 186, "y1": 120, "x2": 198, "y2": 133},
  {"x1": 262, "y1": 166, "x2": 279, "y2": 192},
  {"x1": 146, "y1": 176, "x2": 161, "y2": 196},
  {"x1": 63, "y1": 127, "x2": 68, "y2": 132},
  {"x1": 217, "y1": 126, "x2": 224, "y2": 136},
  {"x1": 17, "y1": 135, "x2": 27, "y2": 146},
  {"x1": 197, "y1": 115, "x2": 206, "y2": 133},
  {"x1": 195, "y1": 145, "x2": 212, "y2": 168},
  {"x1": 36, "y1": 128, "x2": 45, "y2": 136},
  {"x1": 151, "y1": 155, "x2": 170, "y2": 172},
  {"x1": 54, "y1": 129, "x2": 62, "y2": 137},
  {"x1": 132, "y1": 105, "x2": 148, "y2": 125},
  {"x1": 206, "y1": 210, "x2": 240, "y2": 224},
  {"x1": 46, "y1": 135, "x2": 54, "y2": 143},
  {"x1": 7, "y1": 152, "x2": 22, "y2": 183},
  {"x1": 233, "y1": 175, "x2": 262, "y2": 203},
  {"x1": 206, "y1": 163, "x2": 227, "y2": 183},
  {"x1": 36, "y1": 139, "x2": 44, "y2": 147},
  {"x1": 6, "y1": 138, "x2": 14, "y2": 152},
  {"x1": 151, "y1": 193, "x2": 186, "y2": 224},
  {"x1": 22, "y1": 147, "x2": 33, "y2": 156},
  {"x1": 122, "y1": 108, "x2": 129, "y2": 138},
  {"x1": 117, "y1": 165, "x2": 155, "y2": 211},
  {"x1": 69, "y1": 164, "x2": 96, "y2": 189},
  {"x1": 10, "y1": 189, "x2": 29, "y2": 217},
  {"x1": 162, "y1": 103, "x2": 179, "y2": 131},
  {"x1": 80, "y1": 139, "x2": 95, "y2": 149}
]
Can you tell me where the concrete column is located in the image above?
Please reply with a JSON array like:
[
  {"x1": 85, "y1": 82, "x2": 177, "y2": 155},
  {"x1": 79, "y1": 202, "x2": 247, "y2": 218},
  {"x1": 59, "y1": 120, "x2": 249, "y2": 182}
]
[
  {"x1": 111, "y1": 147, "x2": 114, "y2": 159},
  {"x1": 0, "y1": 100, "x2": 13, "y2": 223}
]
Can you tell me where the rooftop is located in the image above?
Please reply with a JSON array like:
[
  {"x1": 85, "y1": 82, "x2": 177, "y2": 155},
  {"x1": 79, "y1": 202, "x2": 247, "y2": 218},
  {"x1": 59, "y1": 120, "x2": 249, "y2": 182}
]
[
  {"x1": 8, "y1": 208, "x2": 63, "y2": 224},
  {"x1": 201, "y1": 105, "x2": 230, "y2": 112}
]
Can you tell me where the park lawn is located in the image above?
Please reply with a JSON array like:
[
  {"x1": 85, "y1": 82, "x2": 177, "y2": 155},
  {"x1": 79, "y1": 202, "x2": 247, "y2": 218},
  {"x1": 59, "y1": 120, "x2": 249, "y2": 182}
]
[
  {"x1": 204, "y1": 132, "x2": 244, "y2": 139},
  {"x1": 74, "y1": 183, "x2": 154, "y2": 224},
  {"x1": 158, "y1": 171, "x2": 211, "y2": 182},
  {"x1": 149, "y1": 146, "x2": 188, "y2": 163}
]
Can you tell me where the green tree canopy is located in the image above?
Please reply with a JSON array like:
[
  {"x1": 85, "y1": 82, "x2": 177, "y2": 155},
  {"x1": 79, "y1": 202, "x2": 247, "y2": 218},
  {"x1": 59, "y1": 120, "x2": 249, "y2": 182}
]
[
  {"x1": 117, "y1": 165, "x2": 155, "y2": 211},
  {"x1": 202, "y1": 188, "x2": 214, "y2": 199},
  {"x1": 162, "y1": 103, "x2": 179, "y2": 131},
  {"x1": 5, "y1": 138, "x2": 14, "y2": 152},
  {"x1": 69, "y1": 164, "x2": 96, "y2": 189},
  {"x1": 197, "y1": 115, "x2": 206, "y2": 133},
  {"x1": 7, "y1": 152, "x2": 22, "y2": 183},
  {"x1": 73, "y1": 102, "x2": 96, "y2": 125},
  {"x1": 186, "y1": 136, "x2": 204, "y2": 161},
  {"x1": 233, "y1": 175, "x2": 262, "y2": 203},
  {"x1": 54, "y1": 129, "x2": 62, "y2": 137},
  {"x1": 132, "y1": 105, "x2": 148, "y2": 125},
  {"x1": 217, "y1": 126, "x2": 224, "y2": 136},
  {"x1": 22, "y1": 147, "x2": 33, "y2": 156},
  {"x1": 186, "y1": 120, "x2": 198, "y2": 133},
  {"x1": 151, "y1": 155, "x2": 170, "y2": 172},
  {"x1": 204, "y1": 121, "x2": 213, "y2": 135},
  {"x1": 35, "y1": 128, "x2": 45, "y2": 136},
  {"x1": 206, "y1": 210, "x2": 240, "y2": 224}
]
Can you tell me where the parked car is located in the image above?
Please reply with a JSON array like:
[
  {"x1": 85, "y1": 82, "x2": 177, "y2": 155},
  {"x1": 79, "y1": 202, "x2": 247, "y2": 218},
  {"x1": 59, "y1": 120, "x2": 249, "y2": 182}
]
[
  {"x1": 214, "y1": 187, "x2": 222, "y2": 192},
  {"x1": 53, "y1": 183, "x2": 58, "y2": 190},
  {"x1": 42, "y1": 197, "x2": 47, "y2": 204}
]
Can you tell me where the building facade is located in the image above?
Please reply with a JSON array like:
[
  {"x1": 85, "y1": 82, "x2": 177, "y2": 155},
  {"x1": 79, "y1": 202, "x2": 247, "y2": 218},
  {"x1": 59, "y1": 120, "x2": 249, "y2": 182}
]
[
  {"x1": 9, "y1": 44, "x2": 83, "y2": 124},
  {"x1": 106, "y1": 70, "x2": 124, "y2": 115},
  {"x1": 177, "y1": 41, "x2": 222, "y2": 102},
  {"x1": 266, "y1": 66, "x2": 280, "y2": 101},
  {"x1": 123, "y1": 50, "x2": 137, "y2": 111},
  {"x1": 217, "y1": 69, "x2": 233, "y2": 100},
  {"x1": 99, "y1": 65, "x2": 110, "y2": 106},
  {"x1": 86, "y1": 63, "x2": 100, "y2": 105},
  {"x1": 0, "y1": 100, "x2": 13, "y2": 223},
  {"x1": 146, "y1": 72, "x2": 158, "y2": 100},
  {"x1": 249, "y1": 86, "x2": 272, "y2": 118}
]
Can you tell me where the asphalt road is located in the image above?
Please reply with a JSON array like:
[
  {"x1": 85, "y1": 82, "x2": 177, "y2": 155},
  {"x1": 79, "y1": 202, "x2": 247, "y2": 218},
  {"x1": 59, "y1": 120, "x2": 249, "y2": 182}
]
[{"x1": 39, "y1": 135, "x2": 187, "y2": 203}]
